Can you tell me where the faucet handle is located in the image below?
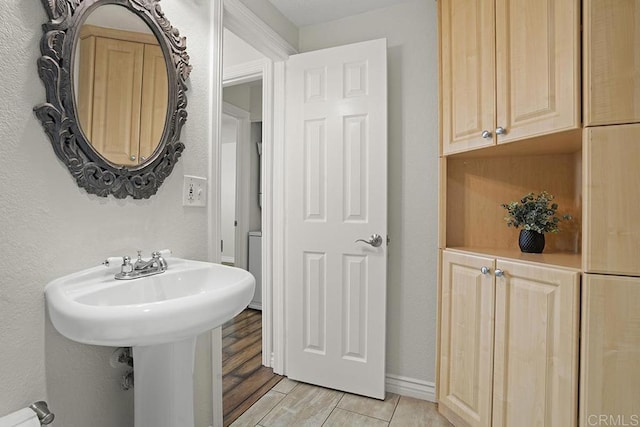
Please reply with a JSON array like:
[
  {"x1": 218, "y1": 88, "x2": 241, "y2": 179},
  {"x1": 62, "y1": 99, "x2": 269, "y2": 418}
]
[
  {"x1": 121, "y1": 256, "x2": 133, "y2": 274},
  {"x1": 156, "y1": 249, "x2": 172, "y2": 258},
  {"x1": 152, "y1": 250, "x2": 170, "y2": 270},
  {"x1": 104, "y1": 256, "x2": 126, "y2": 268}
]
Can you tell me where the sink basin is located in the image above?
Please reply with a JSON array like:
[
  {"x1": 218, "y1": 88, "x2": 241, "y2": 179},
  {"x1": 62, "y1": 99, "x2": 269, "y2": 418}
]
[
  {"x1": 45, "y1": 257, "x2": 255, "y2": 346},
  {"x1": 45, "y1": 257, "x2": 255, "y2": 427}
]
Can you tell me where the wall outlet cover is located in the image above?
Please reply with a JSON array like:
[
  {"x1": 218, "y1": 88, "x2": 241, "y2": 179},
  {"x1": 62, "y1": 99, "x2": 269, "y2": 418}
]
[{"x1": 183, "y1": 175, "x2": 207, "y2": 207}]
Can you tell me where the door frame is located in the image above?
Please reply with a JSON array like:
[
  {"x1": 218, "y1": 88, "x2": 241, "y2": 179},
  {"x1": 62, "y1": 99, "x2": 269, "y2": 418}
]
[
  {"x1": 223, "y1": 61, "x2": 272, "y2": 367},
  {"x1": 221, "y1": 102, "x2": 250, "y2": 270},
  {"x1": 211, "y1": 0, "x2": 297, "y2": 374}
]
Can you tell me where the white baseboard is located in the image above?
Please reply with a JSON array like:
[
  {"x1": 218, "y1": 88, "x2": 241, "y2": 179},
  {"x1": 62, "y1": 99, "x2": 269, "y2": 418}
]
[
  {"x1": 385, "y1": 374, "x2": 436, "y2": 402},
  {"x1": 248, "y1": 301, "x2": 262, "y2": 310}
]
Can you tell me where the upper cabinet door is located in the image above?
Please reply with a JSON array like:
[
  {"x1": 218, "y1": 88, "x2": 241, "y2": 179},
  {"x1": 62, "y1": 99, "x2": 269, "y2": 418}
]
[
  {"x1": 583, "y1": 124, "x2": 640, "y2": 276},
  {"x1": 139, "y1": 44, "x2": 169, "y2": 162},
  {"x1": 584, "y1": 0, "x2": 640, "y2": 126},
  {"x1": 495, "y1": 0, "x2": 581, "y2": 144},
  {"x1": 440, "y1": 0, "x2": 496, "y2": 155},
  {"x1": 91, "y1": 37, "x2": 145, "y2": 166}
]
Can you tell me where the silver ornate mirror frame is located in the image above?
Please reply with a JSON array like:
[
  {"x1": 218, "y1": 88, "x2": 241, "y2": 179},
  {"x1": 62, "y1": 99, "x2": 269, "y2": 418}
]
[{"x1": 34, "y1": 0, "x2": 192, "y2": 199}]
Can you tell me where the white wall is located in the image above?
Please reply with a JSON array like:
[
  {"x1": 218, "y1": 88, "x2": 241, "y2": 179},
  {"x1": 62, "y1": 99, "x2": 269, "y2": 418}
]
[
  {"x1": 249, "y1": 82, "x2": 263, "y2": 122},
  {"x1": 299, "y1": 0, "x2": 439, "y2": 386},
  {"x1": 222, "y1": 83, "x2": 263, "y2": 259},
  {"x1": 223, "y1": 84, "x2": 251, "y2": 112},
  {"x1": 0, "y1": 1, "x2": 214, "y2": 426},
  {"x1": 223, "y1": 28, "x2": 264, "y2": 68},
  {"x1": 222, "y1": 82, "x2": 262, "y2": 122},
  {"x1": 237, "y1": 0, "x2": 299, "y2": 50}
]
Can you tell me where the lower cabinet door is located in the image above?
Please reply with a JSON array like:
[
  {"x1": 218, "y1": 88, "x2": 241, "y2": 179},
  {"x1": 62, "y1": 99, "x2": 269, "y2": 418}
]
[
  {"x1": 580, "y1": 274, "x2": 640, "y2": 426},
  {"x1": 492, "y1": 260, "x2": 580, "y2": 427},
  {"x1": 439, "y1": 251, "x2": 495, "y2": 427}
]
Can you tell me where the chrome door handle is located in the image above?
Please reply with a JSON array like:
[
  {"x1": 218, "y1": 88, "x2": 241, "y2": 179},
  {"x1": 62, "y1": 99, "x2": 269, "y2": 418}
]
[
  {"x1": 355, "y1": 234, "x2": 383, "y2": 248},
  {"x1": 495, "y1": 126, "x2": 507, "y2": 136},
  {"x1": 495, "y1": 269, "x2": 504, "y2": 277},
  {"x1": 481, "y1": 130, "x2": 493, "y2": 139},
  {"x1": 480, "y1": 266, "x2": 490, "y2": 275}
]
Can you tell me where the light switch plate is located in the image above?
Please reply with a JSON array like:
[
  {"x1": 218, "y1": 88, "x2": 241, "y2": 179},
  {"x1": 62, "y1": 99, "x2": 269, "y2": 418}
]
[{"x1": 183, "y1": 175, "x2": 207, "y2": 207}]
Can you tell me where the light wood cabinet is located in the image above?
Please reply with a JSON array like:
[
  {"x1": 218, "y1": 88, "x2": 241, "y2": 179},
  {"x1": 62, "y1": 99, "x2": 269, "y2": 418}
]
[
  {"x1": 584, "y1": 0, "x2": 640, "y2": 126},
  {"x1": 583, "y1": 124, "x2": 640, "y2": 276},
  {"x1": 139, "y1": 44, "x2": 169, "y2": 161},
  {"x1": 493, "y1": 259, "x2": 579, "y2": 427},
  {"x1": 438, "y1": 250, "x2": 580, "y2": 427},
  {"x1": 445, "y1": 146, "x2": 582, "y2": 255},
  {"x1": 439, "y1": 0, "x2": 495, "y2": 155},
  {"x1": 438, "y1": 1, "x2": 640, "y2": 425},
  {"x1": 580, "y1": 274, "x2": 640, "y2": 426},
  {"x1": 77, "y1": 25, "x2": 167, "y2": 166},
  {"x1": 440, "y1": 0, "x2": 580, "y2": 155},
  {"x1": 579, "y1": 8, "x2": 640, "y2": 424},
  {"x1": 439, "y1": 251, "x2": 495, "y2": 427},
  {"x1": 90, "y1": 37, "x2": 145, "y2": 166},
  {"x1": 495, "y1": 0, "x2": 581, "y2": 145}
]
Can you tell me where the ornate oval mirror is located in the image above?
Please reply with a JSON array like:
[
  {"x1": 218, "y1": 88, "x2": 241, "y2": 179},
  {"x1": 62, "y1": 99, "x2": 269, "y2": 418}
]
[
  {"x1": 75, "y1": 5, "x2": 169, "y2": 167},
  {"x1": 35, "y1": 0, "x2": 192, "y2": 199}
]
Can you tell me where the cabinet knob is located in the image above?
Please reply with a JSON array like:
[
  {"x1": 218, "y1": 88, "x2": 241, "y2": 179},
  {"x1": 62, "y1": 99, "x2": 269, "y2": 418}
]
[
  {"x1": 480, "y1": 266, "x2": 490, "y2": 275},
  {"x1": 130, "y1": 155, "x2": 137, "y2": 161},
  {"x1": 495, "y1": 269, "x2": 504, "y2": 277},
  {"x1": 481, "y1": 130, "x2": 493, "y2": 139},
  {"x1": 495, "y1": 126, "x2": 507, "y2": 136}
]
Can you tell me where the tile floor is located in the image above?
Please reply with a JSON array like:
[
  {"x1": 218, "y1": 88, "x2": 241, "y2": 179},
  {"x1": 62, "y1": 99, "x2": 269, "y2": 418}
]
[{"x1": 231, "y1": 378, "x2": 453, "y2": 426}]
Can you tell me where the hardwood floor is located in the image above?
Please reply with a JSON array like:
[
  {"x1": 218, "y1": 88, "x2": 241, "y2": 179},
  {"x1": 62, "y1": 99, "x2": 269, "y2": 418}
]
[{"x1": 222, "y1": 309, "x2": 282, "y2": 427}]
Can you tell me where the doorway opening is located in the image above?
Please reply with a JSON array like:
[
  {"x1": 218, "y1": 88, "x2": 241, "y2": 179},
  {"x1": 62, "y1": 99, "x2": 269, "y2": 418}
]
[{"x1": 220, "y1": 28, "x2": 279, "y2": 425}]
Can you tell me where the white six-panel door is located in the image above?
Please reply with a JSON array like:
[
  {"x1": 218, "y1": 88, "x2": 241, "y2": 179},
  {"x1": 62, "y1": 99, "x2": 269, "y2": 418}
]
[{"x1": 284, "y1": 38, "x2": 388, "y2": 399}]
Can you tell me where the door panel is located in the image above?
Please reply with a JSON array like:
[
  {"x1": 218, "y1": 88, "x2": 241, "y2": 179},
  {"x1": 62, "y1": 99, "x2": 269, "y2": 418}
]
[
  {"x1": 139, "y1": 44, "x2": 168, "y2": 162},
  {"x1": 493, "y1": 260, "x2": 579, "y2": 427},
  {"x1": 285, "y1": 39, "x2": 387, "y2": 399},
  {"x1": 583, "y1": 124, "x2": 640, "y2": 276},
  {"x1": 584, "y1": 0, "x2": 640, "y2": 126},
  {"x1": 91, "y1": 37, "x2": 144, "y2": 166},
  {"x1": 440, "y1": 0, "x2": 496, "y2": 154},
  {"x1": 495, "y1": 0, "x2": 580, "y2": 143},
  {"x1": 580, "y1": 274, "x2": 640, "y2": 426},
  {"x1": 438, "y1": 251, "x2": 495, "y2": 427}
]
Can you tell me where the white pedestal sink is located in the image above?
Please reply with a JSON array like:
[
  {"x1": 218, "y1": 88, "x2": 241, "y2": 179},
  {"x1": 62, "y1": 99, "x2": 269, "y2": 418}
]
[{"x1": 45, "y1": 258, "x2": 255, "y2": 427}]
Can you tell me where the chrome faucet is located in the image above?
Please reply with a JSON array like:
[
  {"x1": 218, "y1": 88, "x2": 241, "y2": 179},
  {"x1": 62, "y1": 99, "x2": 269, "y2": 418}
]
[{"x1": 110, "y1": 251, "x2": 169, "y2": 280}]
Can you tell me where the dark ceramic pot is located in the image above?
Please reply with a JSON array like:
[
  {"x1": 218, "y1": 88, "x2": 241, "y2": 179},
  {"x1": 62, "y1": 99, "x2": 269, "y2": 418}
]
[{"x1": 519, "y1": 230, "x2": 545, "y2": 253}]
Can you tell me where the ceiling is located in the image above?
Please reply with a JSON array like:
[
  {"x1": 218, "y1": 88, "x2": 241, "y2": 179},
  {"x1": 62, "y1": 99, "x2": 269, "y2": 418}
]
[{"x1": 268, "y1": 0, "x2": 416, "y2": 27}]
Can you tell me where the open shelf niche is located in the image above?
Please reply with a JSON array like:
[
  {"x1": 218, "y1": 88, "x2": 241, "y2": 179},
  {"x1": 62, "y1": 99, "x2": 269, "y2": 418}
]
[{"x1": 441, "y1": 130, "x2": 583, "y2": 269}]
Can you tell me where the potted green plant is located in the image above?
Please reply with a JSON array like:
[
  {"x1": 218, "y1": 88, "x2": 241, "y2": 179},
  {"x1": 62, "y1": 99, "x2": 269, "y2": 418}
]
[{"x1": 501, "y1": 191, "x2": 572, "y2": 253}]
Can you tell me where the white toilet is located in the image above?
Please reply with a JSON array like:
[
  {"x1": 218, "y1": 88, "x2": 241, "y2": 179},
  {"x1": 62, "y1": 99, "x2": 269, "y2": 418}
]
[
  {"x1": 0, "y1": 402, "x2": 53, "y2": 427},
  {"x1": 0, "y1": 409, "x2": 39, "y2": 427}
]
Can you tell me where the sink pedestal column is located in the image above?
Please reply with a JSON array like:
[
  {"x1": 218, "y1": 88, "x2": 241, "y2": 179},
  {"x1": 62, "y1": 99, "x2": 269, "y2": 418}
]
[{"x1": 133, "y1": 337, "x2": 197, "y2": 427}]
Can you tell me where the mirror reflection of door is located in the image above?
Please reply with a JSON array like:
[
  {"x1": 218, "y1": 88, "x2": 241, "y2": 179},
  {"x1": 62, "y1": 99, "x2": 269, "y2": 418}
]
[{"x1": 75, "y1": 5, "x2": 168, "y2": 166}]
